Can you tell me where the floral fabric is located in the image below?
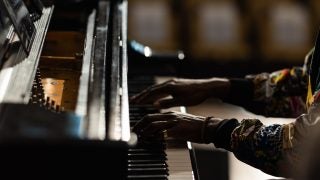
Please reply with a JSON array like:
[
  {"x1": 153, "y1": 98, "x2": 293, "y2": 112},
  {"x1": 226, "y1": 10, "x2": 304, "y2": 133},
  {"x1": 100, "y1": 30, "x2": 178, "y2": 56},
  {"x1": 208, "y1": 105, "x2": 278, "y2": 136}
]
[{"x1": 229, "y1": 48, "x2": 319, "y2": 177}]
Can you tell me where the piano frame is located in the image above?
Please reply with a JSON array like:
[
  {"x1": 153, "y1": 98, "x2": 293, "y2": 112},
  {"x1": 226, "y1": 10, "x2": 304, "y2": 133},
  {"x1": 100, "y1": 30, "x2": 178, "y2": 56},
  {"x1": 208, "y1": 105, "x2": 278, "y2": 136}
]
[{"x1": 0, "y1": 0, "x2": 135, "y2": 179}]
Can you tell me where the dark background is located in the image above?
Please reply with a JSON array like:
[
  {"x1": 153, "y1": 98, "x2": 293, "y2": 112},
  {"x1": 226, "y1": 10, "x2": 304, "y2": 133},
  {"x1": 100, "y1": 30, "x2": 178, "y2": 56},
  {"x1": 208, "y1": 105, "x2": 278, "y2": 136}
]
[{"x1": 128, "y1": 0, "x2": 319, "y2": 78}]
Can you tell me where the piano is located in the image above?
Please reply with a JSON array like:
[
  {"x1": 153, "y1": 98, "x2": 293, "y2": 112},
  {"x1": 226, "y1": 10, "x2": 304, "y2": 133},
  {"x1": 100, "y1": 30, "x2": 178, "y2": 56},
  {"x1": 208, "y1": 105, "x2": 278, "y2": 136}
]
[{"x1": 0, "y1": 0, "x2": 202, "y2": 179}]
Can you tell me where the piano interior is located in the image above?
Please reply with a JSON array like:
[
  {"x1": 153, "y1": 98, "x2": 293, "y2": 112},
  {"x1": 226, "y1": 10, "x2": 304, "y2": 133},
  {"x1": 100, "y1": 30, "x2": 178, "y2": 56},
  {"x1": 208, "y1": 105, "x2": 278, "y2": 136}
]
[{"x1": 39, "y1": 31, "x2": 84, "y2": 111}]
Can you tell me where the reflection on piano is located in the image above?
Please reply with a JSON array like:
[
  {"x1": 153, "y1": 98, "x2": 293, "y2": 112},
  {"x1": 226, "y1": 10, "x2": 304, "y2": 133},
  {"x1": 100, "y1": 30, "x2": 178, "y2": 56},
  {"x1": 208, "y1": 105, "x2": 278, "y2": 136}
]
[{"x1": 0, "y1": 0, "x2": 199, "y2": 179}]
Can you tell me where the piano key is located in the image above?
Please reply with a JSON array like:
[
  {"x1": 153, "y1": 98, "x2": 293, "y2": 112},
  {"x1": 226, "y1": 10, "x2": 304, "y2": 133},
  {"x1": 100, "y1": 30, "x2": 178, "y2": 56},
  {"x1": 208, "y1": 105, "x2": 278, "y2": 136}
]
[
  {"x1": 127, "y1": 174, "x2": 168, "y2": 180},
  {"x1": 166, "y1": 144, "x2": 194, "y2": 180},
  {"x1": 128, "y1": 167, "x2": 168, "y2": 175},
  {"x1": 128, "y1": 153, "x2": 167, "y2": 161},
  {"x1": 128, "y1": 148, "x2": 166, "y2": 154},
  {"x1": 127, "y1": 76, "x2": 195, "y2": 180},
  {"x1": 128, "y1": 163, "x2": 167, "y2": 168},
  {"x1": 128, "y1": 159, "x2": 167, "y2": 164}
]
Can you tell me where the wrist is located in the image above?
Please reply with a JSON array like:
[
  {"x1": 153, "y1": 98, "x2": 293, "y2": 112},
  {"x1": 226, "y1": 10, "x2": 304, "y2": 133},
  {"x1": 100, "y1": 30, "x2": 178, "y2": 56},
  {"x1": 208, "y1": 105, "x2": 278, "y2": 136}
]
[
  {"x1": 224, "y1": 78, "x2": 254, "y2": 104},
  {"x1": 201, "y1": 117, "x2": 222, "y2": 144},
  {"x1": 202, "y1": 117, "x2": 239, "y2": 151}
]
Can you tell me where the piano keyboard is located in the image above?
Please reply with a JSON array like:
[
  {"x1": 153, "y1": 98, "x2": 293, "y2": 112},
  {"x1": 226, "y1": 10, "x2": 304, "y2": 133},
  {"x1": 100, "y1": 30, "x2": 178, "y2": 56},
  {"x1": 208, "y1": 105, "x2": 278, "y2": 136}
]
[
  {"x1": 166, "y1": 141, "x2": 194, "y2": 180},
  {"x1": 127, "y1": 76, "x2": 194, "y2": 180}
]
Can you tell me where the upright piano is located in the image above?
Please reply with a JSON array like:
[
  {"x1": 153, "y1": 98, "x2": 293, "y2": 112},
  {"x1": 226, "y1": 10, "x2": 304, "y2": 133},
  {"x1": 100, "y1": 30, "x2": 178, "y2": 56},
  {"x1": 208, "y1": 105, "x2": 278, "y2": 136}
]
[{"x1": 0, "y1": 0, "x2": 203, "y2": 179}]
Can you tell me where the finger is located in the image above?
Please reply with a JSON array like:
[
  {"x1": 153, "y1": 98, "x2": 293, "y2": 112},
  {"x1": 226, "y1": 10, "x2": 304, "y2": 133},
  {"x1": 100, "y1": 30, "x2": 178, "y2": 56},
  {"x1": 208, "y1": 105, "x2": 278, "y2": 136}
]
[
  {"x1": 157, "y1": 98, "x2": 182, "y2": 109},
  {"x1": 133, "y1": 114, "x2": 175, "y2": 134},
  {"x1": 130, "y1": 83, "x2": 174, "y2": 104},
  {"x1": 132, "y1": 113, "x2": 176, "y2": 133},
  {"x1": 129, "y1": 84, "x2": 165, "y2": 103},
  {"x1": 141, "y1": 120, "x2": 178, "y2": 137}
]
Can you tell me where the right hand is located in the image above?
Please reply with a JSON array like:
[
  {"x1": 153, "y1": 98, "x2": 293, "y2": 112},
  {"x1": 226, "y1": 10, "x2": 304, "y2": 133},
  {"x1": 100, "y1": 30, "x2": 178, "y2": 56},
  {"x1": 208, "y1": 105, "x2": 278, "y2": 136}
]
[
  {"x1": 130, "y1": 78, "x2": 230, "y2": 108},
  {"x1": 132, "y1": 111, "x2": 223, "y2": 143}
]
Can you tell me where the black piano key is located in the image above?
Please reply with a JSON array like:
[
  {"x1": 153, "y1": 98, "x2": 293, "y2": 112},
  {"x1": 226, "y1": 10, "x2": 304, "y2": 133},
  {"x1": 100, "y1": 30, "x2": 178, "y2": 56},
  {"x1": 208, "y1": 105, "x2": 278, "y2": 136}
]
[
  {"x1": 127, "y1": 174, "x2": 168, "y2": 180},
  {"x1": 128, "y1": 159, "x2": 167, "y2": 165},
  {"x1": 128, "y1": 153, "x2": 167, "y2": 161},
  {"x1": 128, "y1": 167, "x2": 168, "y2": 176},
  {"x1": 128, "y1": 148, "x2": 165, "y2": 154},
  {"x1": 128, "y1": 163, "x2": 167, "y2": 168}
]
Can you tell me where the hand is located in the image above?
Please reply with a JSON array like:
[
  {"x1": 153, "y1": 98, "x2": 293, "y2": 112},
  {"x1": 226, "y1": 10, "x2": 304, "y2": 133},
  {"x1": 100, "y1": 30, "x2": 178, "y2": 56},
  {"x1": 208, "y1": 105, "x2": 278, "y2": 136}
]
[
  {"x1": 132, "y1": 111, "x2": 222, "y2": 143},
  {"x1": 130, "y1": 78, "x2": 230, "y2": 108}
]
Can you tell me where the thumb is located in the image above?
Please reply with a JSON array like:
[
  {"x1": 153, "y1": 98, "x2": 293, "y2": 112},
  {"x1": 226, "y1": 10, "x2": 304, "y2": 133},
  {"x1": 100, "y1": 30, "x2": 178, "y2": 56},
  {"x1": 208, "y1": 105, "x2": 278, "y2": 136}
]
[{"x1": 157, "y1": 98, "x2": 181, "y2": 108}]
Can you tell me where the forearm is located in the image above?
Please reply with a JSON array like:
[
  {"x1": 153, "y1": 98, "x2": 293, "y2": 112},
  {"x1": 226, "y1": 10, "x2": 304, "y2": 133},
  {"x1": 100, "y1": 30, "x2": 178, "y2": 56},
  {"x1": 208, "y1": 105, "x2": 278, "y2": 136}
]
[{"x1": 201, "y1": 77, "x2": 232, "y2": 99}]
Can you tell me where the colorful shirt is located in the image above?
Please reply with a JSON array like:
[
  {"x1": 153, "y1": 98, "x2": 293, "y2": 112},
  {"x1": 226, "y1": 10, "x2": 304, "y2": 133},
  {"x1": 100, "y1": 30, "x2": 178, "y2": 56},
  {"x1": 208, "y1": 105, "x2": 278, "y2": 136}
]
[{"x1": 215, "y1": 46, "x2": 320, "y2": 178}]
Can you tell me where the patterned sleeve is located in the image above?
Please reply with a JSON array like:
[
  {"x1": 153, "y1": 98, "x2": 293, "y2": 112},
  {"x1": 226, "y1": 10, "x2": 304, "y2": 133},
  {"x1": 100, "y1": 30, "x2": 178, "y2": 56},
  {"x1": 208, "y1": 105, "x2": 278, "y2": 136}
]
[
  {"x1": 246, "y1": 67, "x2": 308, "y2": 117},
  {"x1": 230, "y1": 96, "x2": 320, "y2": 178},
  {"x1": 225, "y1": 66, "x2": 308, "y2": 118},
  {"x1": 211, "y1": 48, "x2": 316, "y2": 177},
  {"x1": 230, "y1": 119, "x2": 286, "y2": 176}
]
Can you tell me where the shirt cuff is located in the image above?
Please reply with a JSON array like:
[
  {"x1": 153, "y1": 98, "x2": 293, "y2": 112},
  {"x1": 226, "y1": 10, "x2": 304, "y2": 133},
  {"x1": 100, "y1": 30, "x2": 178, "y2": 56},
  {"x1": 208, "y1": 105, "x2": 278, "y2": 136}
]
[
  {"x1": 224, "y1": 78, "x2": 254, "y2": 105},
  {"x1": 204, "y1": 118, "x2": 239, "y2": 151}
]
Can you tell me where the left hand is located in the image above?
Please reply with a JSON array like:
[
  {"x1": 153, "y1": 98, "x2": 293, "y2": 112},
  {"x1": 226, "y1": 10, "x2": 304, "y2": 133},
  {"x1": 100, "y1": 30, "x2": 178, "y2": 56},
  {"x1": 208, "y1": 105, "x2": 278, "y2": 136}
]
[
  {"x1": 130, "y1": 78, "x2": 230, "y2": 108},
  {"x1": 132, "y1": 111, "x2": 222, "y2": 143}
]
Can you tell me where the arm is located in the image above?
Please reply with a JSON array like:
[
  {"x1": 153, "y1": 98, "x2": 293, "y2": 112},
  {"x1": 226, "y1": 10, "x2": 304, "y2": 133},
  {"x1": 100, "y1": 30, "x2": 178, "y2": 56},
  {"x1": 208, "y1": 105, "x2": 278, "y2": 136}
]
[
  {"x1": 130, "y1": 77, "x2": 231, "y2": 108},
  {"x1": 133, "y1": 112, "x2": 297, "y2": 177},
  {"x1": 224, "y1": 67, "x2": 308, "y2": 118},
  {"x1": 133, "y1": 111, "x2": 312, "y2": 178},
  {"x1": 130, "y1": 68, "x2": 308, "y2": 118}
]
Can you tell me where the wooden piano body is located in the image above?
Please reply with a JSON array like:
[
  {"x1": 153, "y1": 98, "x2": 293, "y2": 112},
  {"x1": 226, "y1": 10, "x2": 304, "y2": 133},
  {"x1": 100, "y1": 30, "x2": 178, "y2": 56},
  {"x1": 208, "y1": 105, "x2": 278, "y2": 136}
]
[{"x1": 0, "y1": 0, "x2": 132, "y2": 179}]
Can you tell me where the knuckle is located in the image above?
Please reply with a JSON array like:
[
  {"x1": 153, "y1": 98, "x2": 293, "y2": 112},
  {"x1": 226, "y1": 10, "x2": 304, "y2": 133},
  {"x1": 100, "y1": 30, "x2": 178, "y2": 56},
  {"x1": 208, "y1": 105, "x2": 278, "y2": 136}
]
[
  {"x1": 172, "y1": 78, "x2": 178, "y2": 83},
  {"x1": 168, "y1": 111, "x2": 175, "y2": 114},
  {"x1": 166, "y1": 82, "x2": 176, "y2": 88},
  {"x1": 163, "y1": 111, "x2": 175, "y2": 114},
  {"x1": 165, "y1": 111, "x2": 178, "y2": 118},
  {"x1": 166, "y1": 79, "x2": 177, "y2": 85}
]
